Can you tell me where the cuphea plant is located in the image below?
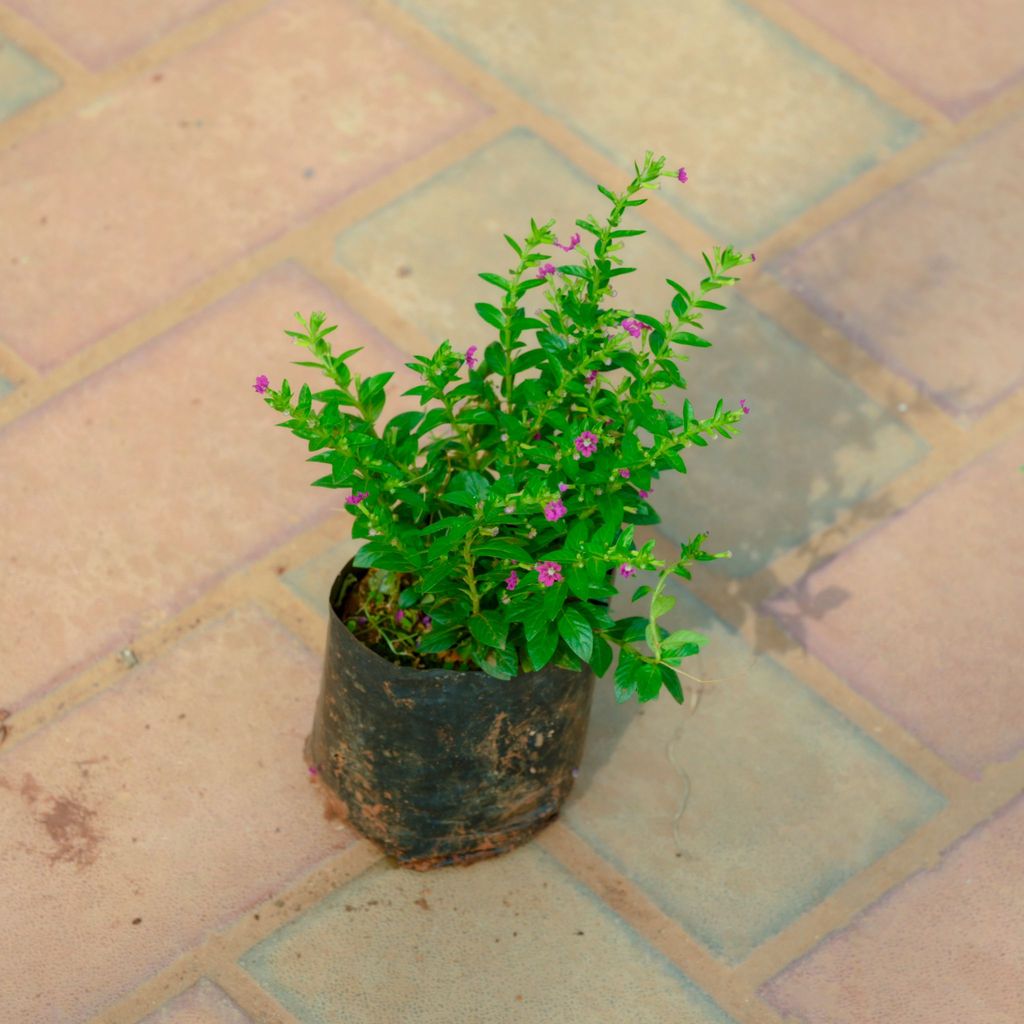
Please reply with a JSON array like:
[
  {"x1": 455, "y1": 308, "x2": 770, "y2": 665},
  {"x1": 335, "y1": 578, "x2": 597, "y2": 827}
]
[{"x1": 255, "y1": 151, "x2": 754, "y2": 704}]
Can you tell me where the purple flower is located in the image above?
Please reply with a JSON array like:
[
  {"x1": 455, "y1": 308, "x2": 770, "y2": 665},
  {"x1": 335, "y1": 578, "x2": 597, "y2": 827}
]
[
  {"x1": 621, "y1": 318, "x2": 645, "y2": 338},
  {"x1": 638, "y1": 489, "x2": 651, "y2": 500},
  {"x1": 554, "y1": 233, "x2": 581, "y2": 252},
  {"x1": 619, "y1": 563, "x2": 636, "y2": 578},
  {"x1": 505, "y1": 570, "x2": 519, "y2": 591},
  {"x1": 584, "y1": 369, "x2": 598, "y2": 387},
  {"x1": 619, "y1": 468, "x2": 630, "y2": 479},
  {"x1": 740, "y1": 398, "x2": 750, "y2": 415},
  {"x1": 544, "y1": 499, "x2": 567, "y2": 522},
  {"x1": 421, "y1": 613, "x2": 431, "y2": 629},
  {"x1": 253, "y1": 374, "x2": 270, "y2": 394},
  {"x1": 536, "y1": 263, "x2": 557, "y2": 280},
  {"x1": 533, "y1": 432, "x2": 542, "y2": 441},
  {"x1": 395, "y1": 609, "x2": 405, "y2": 622},
  {"x1": 536, "y1": 561, "x2": 564, "y2": 587},
  {"x1": 357, "y1": 615, "x2": 368, "y2": 625},
  {"x1": 571, "y1": 767, "x2": 580, "y2": 779},
  {"x1": 345, "y1": 491, "x2": 368, "y2": 505},
  {"x1": 677, "y1": 167, "x2": 688, "y2": 183},
  {"x1": 574, "y1": 431, "x2": 599, "y2": 458},
  {"x1": 308, "y1": 764, "x2": 319, "y2": 777},
  {"x1": 751, "y1": 252, "x2": 757, "y2": 262},
  {"x1": 465, "y1": 345, "x2": 478, "y2": 370},
  {"x1": 557, "y1": 482, "x2": 569, "y2": 493}
]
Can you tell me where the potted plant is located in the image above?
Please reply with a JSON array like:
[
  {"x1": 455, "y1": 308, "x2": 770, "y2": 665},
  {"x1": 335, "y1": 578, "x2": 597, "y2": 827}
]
[{"x1": 253, "y1": 151, "x2": 754, "y2": 870}]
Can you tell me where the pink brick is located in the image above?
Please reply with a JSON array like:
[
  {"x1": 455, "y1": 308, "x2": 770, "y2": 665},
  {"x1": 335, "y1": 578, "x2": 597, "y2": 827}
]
[
  {"x1": 0, "y1": 0, "x2": 485, "y2": 370},
  {"x1": 0, "y1": 604, "x2": 347, "y2": 1024},
  {"x1": 761, "y1": 795, "x2": 1024, "y2": 1023},
  {"x1": 775, "y1": 114, "x2": 1024, "y2": 417},
  {"x1": 0, "y1": 263, "x2": 423, "y2": 709},
  {"x1": 5, "y1": 0, "x2": 222, "y2": 71},
  {"x1": 139, "y1": 979, "x2": 253, "y2": 1024},
  {"x1": 766, "y1": 431, "x2": 1024, "y2": 777},
  {"x1": 785, "y1": 0, "x2": 1024, "y2": 118}
]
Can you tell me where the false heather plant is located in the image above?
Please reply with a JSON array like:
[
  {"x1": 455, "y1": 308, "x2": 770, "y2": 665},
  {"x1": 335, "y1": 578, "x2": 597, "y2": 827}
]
[{"x1": 256, "y1": 151, "x2": 754, "y2": 704}]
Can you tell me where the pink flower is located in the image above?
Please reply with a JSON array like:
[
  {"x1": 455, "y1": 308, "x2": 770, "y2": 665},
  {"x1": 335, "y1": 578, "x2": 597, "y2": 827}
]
[
  {"x1": 395, "y1": 609, "x2": 405, "y2": 622},
  {"x1": 620, "y1": 563, "x2": 636, "y2": 578},
  {"x1": 345, "y1": 491, "x2": 368, "y2": 505},
  {"x1": 574, "y1": 431, "x2": 599, "y2": 457},
  {"x1": 604, "y1": 419, "x2": 614, "y2": 427},
  {"x1": 554, "y1": 233, "x2": 581, "y2": 252},
  {"x1": 750, "y1": 252, "x2": 756, "y2": 262},
  {"x1": 533, "y1": 432, "x2": 542, "y2": 441},
  {"x1": 619, "y1": 468, "x2": 631, "y2": 479},
  {"x1": 536, "y1": 263, "x2": 557, "y2": 279},
  {"x1": 557, "y1": 482, "x2": 569, "y2": 493},
  {"x1": 677, "y1": 167, "x2": 688, "y2": 183},
  {"x1": 621, "y1": 318, "x2": 645, "y2": 338},
  {"x1": 584, "y1": 369, "x2": 598, "y2": 387},
  {"x1": 505, "y1": 570, "x2": 519, "y2": 591},
  {"x1": 308, "y1": 764, "x2": 319, "y2": 777},
  {"x1": 253, "y1": 374, "x2": 270, "y2": 394},
  {"x1": 535, "y1": 561, "x2": 564, "y2": 587},
  {"x1": 357, "y1": 615, "x2": 368, "y2": 625},
  {"x1": 740, "y1": 398, "x2": 750, "y2": 414},
  {"x1": 544, "y1": 499, "x2": 567, "y2": 522},
  {"x1": 638, "y1": 489, "x2": 651, "y2": 500},
  {"x1": 465, "y1": 345, "x2": 478, "y2": 370},
  {"x1": 571, "y1": 767, "x2": 580, "y2": 779},
  {"x1": 504, "y1": 504, "x2": 515, "y2": 514}
]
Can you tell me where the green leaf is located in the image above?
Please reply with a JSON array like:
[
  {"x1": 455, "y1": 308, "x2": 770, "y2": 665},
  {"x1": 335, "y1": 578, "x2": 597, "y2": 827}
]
[
  {"x1": 526, "y1": 625, "x2": 559, "y2": 671},
  {"x1": 651, "y1": 594, "x2": 676, "y2": 618},
  {"x1": 609, "y1": 228, "x2": 646, "y2": 238},
  {"x1": 682, "y1": 399, "x2": 695, "y2": 430},
  {"x1": 475, "y1": 302, "x2": 504, "y2": 329},
  {"x1": 694, "y1": 300, "x2": 726, "y2": 311},
  {"x1": 469, "y1": 610, "x2": 508, "y2": 649},
  {"x1": 661, "y1": 629, "x2": 707, "y2": 652},
  {"x1": 660, "y1": 665, "x2": 685, "y2": 704},
  {"x1": 557, "y1": 605, "x2": 594, "y2": 662},
  {"x1": 589, "y1": 634, "x2": 613, "y2": 677},
  {"x1": 504, "y1": 234, "x2": 522, "y2": 256},
  {"x1": 672, "y1": 331, "x2": 711, "y2": 348},
  {"x1": 473, "y1": 539, "x2": 531, "y2": 561},
  {"x1": 451, "y1": 470, "x2": 491, "y2": 500},
  {"x1": 608, "y1": 267, "x2": 637, "y2": 277},
  {"x1": 478, "y1": 272, "x2": 511, "y2": 292},
  {"x1": 442, "y1": 490, "x2": 478, "y2": 509},
  {"x1": 597, "y1": 184, "x2": 617, "y2": 203},
  {"x1": 614, "y1": 646, "x2": 641, "y2": 702}
]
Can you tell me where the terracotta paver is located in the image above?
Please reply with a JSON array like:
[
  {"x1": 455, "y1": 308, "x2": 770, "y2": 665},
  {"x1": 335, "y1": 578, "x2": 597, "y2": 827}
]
[
  {"x1": 0, "y1": 604, "x2": 348, "y2": 1024},
  {"x1": 766, "y1": 431, "x2": 1024, "y2": 778},
  {"x1": 390, "y1": 0, "x2": 918, "y2": 242},
  {"x1": 239, "y1": 845, "x2": 739, "y2": 1023},
  {"x1": 0, "y1": 0, "x2": 486, "y2": 371},
  {"x1": 784, "y1": 0, "x2": 1024, "y2": 118},
  {"x1": 0, "y1": 264, "x2": 420, "y2": 710},
  {"x1": 5, "y1": 0, "x2": 224, "y2": 71},
  {"x1": 760, "y1": 794, "x2": 1024, "y2": 1023},
  {"x1": 774, "y1": 112, "x2": 1024, "y2": 418},
  {"x1": 0, "y1": 32, "x2": 61, "y2": 120},
  {"x1": 139, "y1": 979, "x2": 254, "y2": 1024},
  {"x1": 562, "y1": 577, "x2": 944, "y2": 965}
]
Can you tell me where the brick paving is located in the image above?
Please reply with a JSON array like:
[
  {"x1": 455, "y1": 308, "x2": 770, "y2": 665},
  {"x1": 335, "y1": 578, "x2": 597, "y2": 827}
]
[{"x1": 1, "y1": 1, "x2": 1021, "y2": 1021}]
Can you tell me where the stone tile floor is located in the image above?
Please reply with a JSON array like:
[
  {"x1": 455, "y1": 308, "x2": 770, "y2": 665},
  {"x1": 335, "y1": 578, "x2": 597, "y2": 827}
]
[{"x1": 1, "y1": 1, "x2": 1022, "y2": 1021}]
